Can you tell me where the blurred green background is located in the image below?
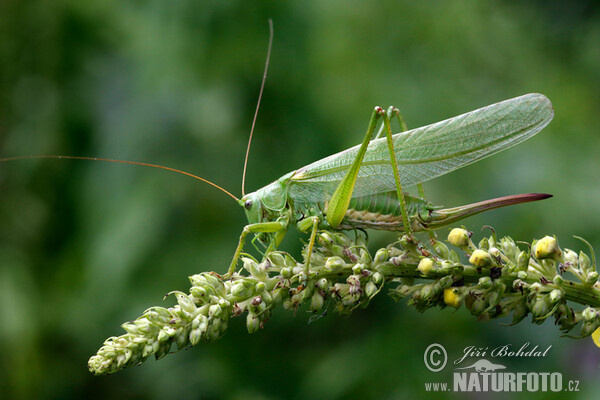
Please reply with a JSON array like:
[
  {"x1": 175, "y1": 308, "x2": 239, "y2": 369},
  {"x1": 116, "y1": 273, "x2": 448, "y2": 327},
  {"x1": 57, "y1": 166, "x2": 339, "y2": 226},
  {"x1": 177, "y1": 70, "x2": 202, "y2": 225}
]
[{"x1": 2, "y1": 1, "x2": 600, "y2": 399}]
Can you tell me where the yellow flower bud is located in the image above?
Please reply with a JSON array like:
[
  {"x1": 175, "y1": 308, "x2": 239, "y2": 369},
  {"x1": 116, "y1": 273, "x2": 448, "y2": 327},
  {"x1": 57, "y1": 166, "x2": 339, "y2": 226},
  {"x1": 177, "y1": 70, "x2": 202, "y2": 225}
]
[
  {"x1": 448, "y1": 228, "x2": 470, "y2": 248},
  {"x1": 418, "y1": 258, "x2": 434, "y2": 275},
  {"x1": 534, "y1": 236, "x2": 562, "y2": 261},
  {"x1": 443, "y1": 288, "x2": 461, "y2": 308},
  {"x1": 470, "y1": 249, "x2": 492, "y2": 267},
  {"x1": 592, "y1": 328, "x2": 600, "y2": 348}
]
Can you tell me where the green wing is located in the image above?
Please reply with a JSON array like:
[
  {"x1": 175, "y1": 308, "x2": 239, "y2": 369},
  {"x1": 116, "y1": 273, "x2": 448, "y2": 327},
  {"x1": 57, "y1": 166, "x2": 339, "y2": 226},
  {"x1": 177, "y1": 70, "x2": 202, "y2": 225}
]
[{"x1": 288, "y1": 93, "x2": 553, "y2": 203}]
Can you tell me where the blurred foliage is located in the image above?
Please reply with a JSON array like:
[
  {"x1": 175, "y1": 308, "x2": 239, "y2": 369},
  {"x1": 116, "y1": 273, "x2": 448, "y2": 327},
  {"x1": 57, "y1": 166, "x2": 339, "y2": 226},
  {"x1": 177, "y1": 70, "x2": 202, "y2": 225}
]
[{"x1": 1, "y1": 1, "x2": 600, "y2": 399}]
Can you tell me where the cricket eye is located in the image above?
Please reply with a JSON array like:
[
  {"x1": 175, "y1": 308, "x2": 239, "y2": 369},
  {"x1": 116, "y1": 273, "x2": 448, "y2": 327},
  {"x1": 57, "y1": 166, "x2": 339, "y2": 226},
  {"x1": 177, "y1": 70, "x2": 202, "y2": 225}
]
[{"x1": 244, "y1": 200, "x2": 253, "y2": 210}]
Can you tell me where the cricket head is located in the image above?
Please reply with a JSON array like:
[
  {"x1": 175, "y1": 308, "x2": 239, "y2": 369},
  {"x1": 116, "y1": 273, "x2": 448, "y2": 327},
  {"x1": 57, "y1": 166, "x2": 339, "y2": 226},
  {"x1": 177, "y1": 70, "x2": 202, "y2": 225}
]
[
  {"x1": 240, "y1": 191, "x2": 262, "y2": 225},
  {"x1": 240, "y1": 178, "x2": 289, "y2": 225}
]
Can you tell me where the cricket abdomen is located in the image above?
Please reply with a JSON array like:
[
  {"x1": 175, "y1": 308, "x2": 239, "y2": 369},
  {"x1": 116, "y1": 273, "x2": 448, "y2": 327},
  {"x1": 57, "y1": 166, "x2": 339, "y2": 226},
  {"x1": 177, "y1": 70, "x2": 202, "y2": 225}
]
[{"x1": 336, "y1": 191, "x2": 433, "y2": 231}]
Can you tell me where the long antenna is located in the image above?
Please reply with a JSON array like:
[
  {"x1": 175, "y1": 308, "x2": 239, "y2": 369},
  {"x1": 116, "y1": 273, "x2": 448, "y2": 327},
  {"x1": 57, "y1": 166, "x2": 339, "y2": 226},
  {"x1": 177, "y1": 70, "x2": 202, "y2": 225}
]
[
  {"x1": 241, "y1": 19, "x2": 273, "y2": 196},
  {"x1": 0, "y1": 155, "x2": 240, "y2": 202}
]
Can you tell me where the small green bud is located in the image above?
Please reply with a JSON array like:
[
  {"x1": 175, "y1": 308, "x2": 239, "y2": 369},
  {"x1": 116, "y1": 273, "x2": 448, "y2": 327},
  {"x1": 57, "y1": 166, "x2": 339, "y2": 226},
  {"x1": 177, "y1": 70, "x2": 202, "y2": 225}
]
[
  {"x1": 531, "y1": 295, "x2": 551, "y2": 318},
  {"x1": 587, "y1": 271, "x2": 599, "y2": 285},
  {"x1": 325, "y1": 256, "x2": 345, "y2": 271},
  {"x1": 549, "y1": 289, "x2": 563, "y2": 303},
  {"x1": 255, "y1": 281, "x2": 266, "y2": 293},
  {"x1": 470, "y1": 249, "x2": 492, "y2": 267},
  {"x1": 448, "y1": 228, "x2": 470, "y2": 248},
  {"x1": 310, "y1": 292, "x2": 324, "y2": 312},
  {"x1": 516, "y1": 251, "x2": 529, "y2": 271},
  {"x1": 478, "y1": 237, "x2": 490, "y2": 251},
  {"x1": 433, "y1": 241, "x2": 450, "y2": 259},
  {"x1": 173, "y1": 292, "x2": 196, "y2": 314},
  {"x1": 512, "y1": 301, "x2": 528, "y2": 324},
  {"x1": 246, "y1": 314, "x2": 260, "y2": 334},
  {"x1": 478, "y1": 276, "x2": 493, "y2": 289},
  {"x1": 500, "y1": 237, "x2": 517, "y2": 259},
  {"x1": 318, "y1": 231, "x2": 335, "y2": 246},
  {"x1": 280, "y1": 267, "x2": 292, "y2": 279},
  {"x1": 418, "y1": 258, "x2": 435, "y2": 275},
  {"x1": 316, "y1": 278, "x2": 330, "y2": 291},
  {"x1": 372, "y1": 272, "x2": 383, "y2": 285},
  {"x1": 365, "y1": 281, "x2": 378, "y2": 298},
  {"x1": 488, "y1": 247, "x2": 500, "y2": 258},
  {"x1": 471, "y1": 297, "x2": 487, "y2": 315},
  {"x1": 352, "y1": 263, "x2": 365, "y2": 275},
  {"x1": 553, "y1": 275, "x2": 564, "y2": 285},
  {"x1": 517, "y1": 271, "x2": 528, "y2": 280},
  {"x1": 582, "y1": 307, "x2": 597, "y2": 321},
  {"x1": 534, "y1": 236, "x2": 562, "y2": 261},
  {"x1": 208, "y1": 304, "x2": 222, "y2": 318},
  {"x1": 373, "y1": 248, "x2": 389, "y2": 264},
  {"x1": 449, "y1": 250, "x2": 460, "y2": 263},
  {"x1": 438, "y1": 275, "x2": 454, "y2": 288},
  {"x1": 579, "y1": 251, "x2": 592, "y2": 273},
  {"x1": 563, "y1": 249, "x2": 578, "y2": 264},
  {"x1": 359, "y1": 249, "x2": 371, "y2": 264},
  {"x1": 421, "y1": 283, "x2": 435, "y2": 300},
  {"x1": 529, "y1": 282, "x2": 542, "y2": 292}
]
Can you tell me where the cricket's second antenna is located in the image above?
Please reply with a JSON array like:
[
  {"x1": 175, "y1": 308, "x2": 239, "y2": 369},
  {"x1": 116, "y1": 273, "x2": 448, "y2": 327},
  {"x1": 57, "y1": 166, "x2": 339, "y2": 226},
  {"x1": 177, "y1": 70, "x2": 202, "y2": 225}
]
[
  {"x1": 0, "y1": 155, "x2": 240, "y2": 202},
  {"x1": 241, "y1": 19, "x2": 273, "y2": 196}
]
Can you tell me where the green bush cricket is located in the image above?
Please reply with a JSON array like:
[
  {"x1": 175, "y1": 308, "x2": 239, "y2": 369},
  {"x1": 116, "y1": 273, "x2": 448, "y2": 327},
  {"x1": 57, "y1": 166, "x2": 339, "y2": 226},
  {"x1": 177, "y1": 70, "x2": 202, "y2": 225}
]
[{"x1": 1, "y1": 23, "x2": 554, "y2": 287}]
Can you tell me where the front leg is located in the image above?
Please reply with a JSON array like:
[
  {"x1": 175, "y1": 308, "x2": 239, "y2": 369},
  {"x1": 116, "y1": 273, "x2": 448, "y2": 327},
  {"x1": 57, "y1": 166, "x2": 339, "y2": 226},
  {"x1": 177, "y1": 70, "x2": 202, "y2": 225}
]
[{"x1": 226, "y1": 219, "x2": 288, "y2": 278}]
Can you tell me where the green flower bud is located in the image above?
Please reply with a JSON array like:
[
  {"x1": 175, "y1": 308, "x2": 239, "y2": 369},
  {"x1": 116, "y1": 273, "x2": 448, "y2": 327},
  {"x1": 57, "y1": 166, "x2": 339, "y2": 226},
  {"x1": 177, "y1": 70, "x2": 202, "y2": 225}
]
[
  {"x1": 246, "y1": 314, "x2": 260, "y2": 334},
  {"x1": 310, "y1": 292, "x2": 324, "y2": 312},
  {"x1": 449, "y1": 250, "x2": 460, "y2": 263},
  {"x1": 478, "y1": 237, "x2": 490, "y2": 251},
  {"x1": 470, "y1": 297, "x2": 486, "y2": 315},
  {"x1": 433, "y1": 241, "x2": 450, "y2": 259},
  {"x1": 365, "y1": 281, "x2": 378, "y2": 298},
  {"x1": 516, "y1": 251, "x2": 529, "y2": 271},
  {"x1": 512, "y1": 301, "x2": 528, "y2": 324},
  {"x1": 280, "y1": 267, "x2": 292, "y2": 279},
  {"x1": 582, "y1": 307, "x2": 597, "y2": 321},
  {"x1": 531, "y1": 295, "x2": 551, "y2": 319},
  {"x1": 586, "y1": 271, "x2": 599, "y2": 285},
  {"x1": 553, "y1": 275, "x2": 564, "y2": 285},
  {"x1": 580, "y1": 320, "x2": 600, "y2": 338},
  {"x1": 316, "y1": 278, "x2": 330, "y2": 291},
  {"x1": 563, "y1": 249, "x2": 578, "y2": 265},
  {"x1": 549, "y1": 289, "x2": 563, "y2": 303},
  {"x1": 318, "y1": 231, "x2": 335, "y2": 247},
  {"x1": 517, "y1": 271, "x2": 528, "y2": 280},
  {"x1": 172, "y1": 292, "x2": 196, "y2": 314},
  {"x1": 325, "y1": 256, "x2": 345, "y2": 271},
  {"x1": 487, "y1": 247, "x2": 499, "y2": 258},
  {"x1": 500, "y1": 237, "x2": 517, "y2": 259},
  {"x1": 373, "y1": 248, "x2": 389, "y2": 264},
  {"x1": 421, "y1": 283, "x2": 435, "y2": 300},
  {"x1": 255, "y1": 281, "x2": 266, "y2": 293},
  {"x1": 418, "y1": 258, "x2": 435, "y2": 275},
  {"x1": 534, "y1": 236, "x2": 562, "y2": 261},
  {"x1": 448, "y1": 228, "x2": 470, "y2": 248},
  {"x1": 352, "y1": 263, "x2": 365, "y2": 275},
  {"x1": 579, "y1": 251, "x2": 592, "y2": 273},
  {"x1": 470, "y1": 250, "x2": 492, "y2": 267},
  {"x1": 478, "y1": 276, "x2": 493, "y2": 289},
  {"x1": 208, "y1": 304, "x2": 222, "y2": 318},
  {"x1": 372, "y1": 272, "x2": 383, "y2": 285}
]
